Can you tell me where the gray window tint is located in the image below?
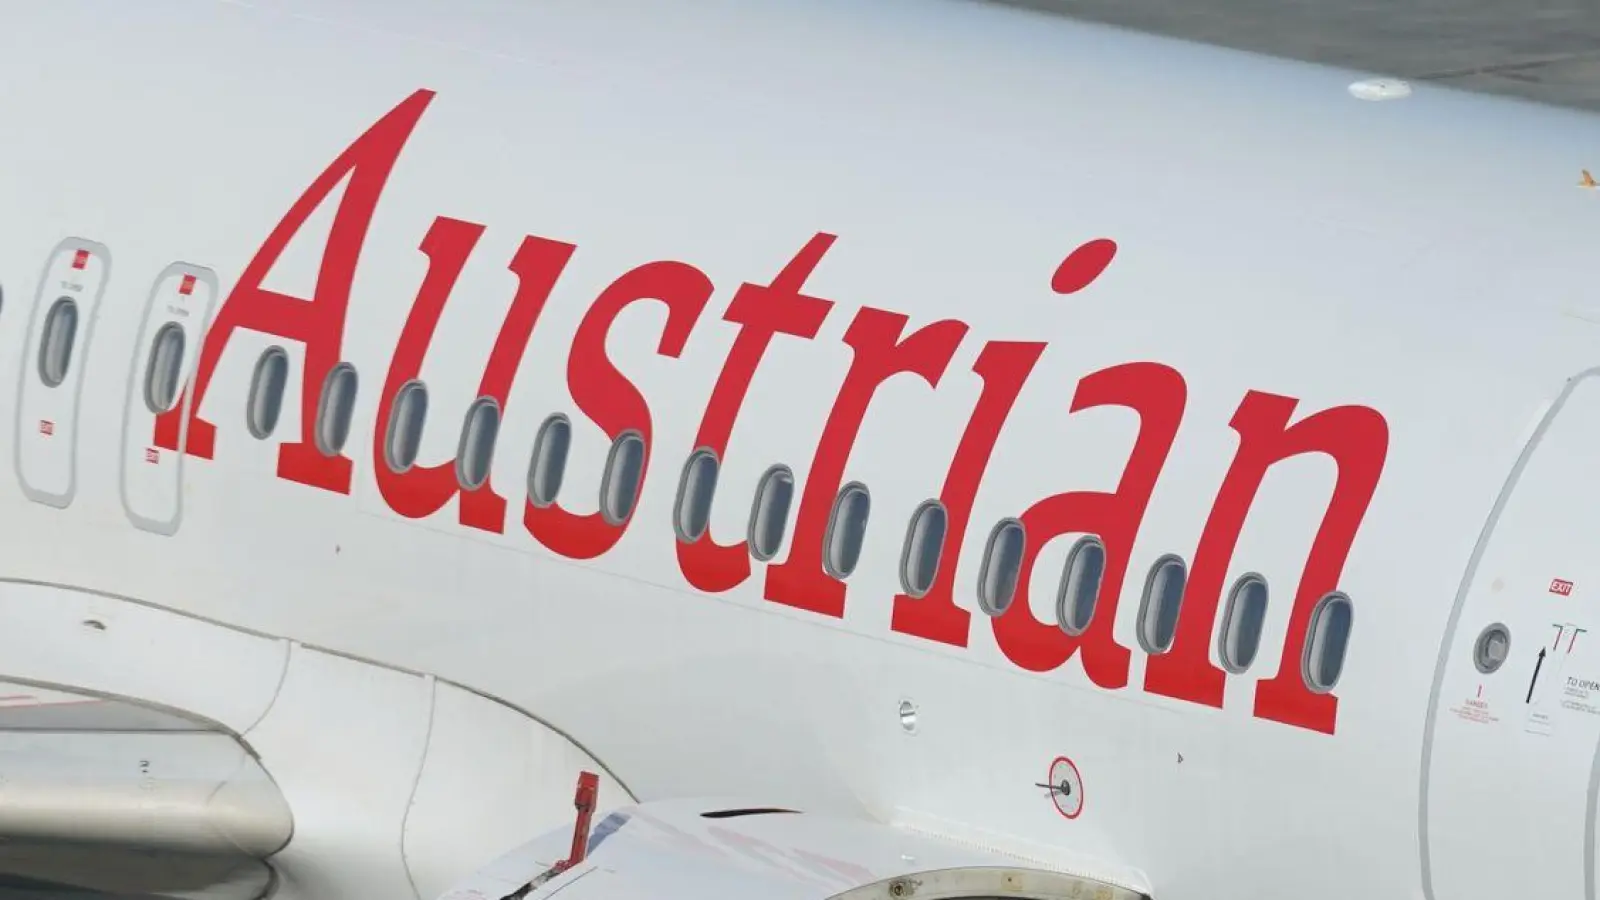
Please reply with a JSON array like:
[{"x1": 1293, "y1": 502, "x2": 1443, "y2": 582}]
[
  {"x1": 383, "y1": 380, "x2": 428, "y2": 473},
  {"x1": 748, "y1": 465, "x2": 794, "y2": 561},
  {"x1": 456, "y1": 397, "x2": 501, "y2": 491},
  {"x1": 527, "y1": 414, "x2": 572, "y2": 507},
  {"x1": 142, "y1": 322, "x2": 187, "y2": 414},
  {"x1": 1055, "y1": 535, "x2": 1106, "y2": 636},
  {"x1": 1137, "y1": 555, "x2": 1187, "y2": 654},
  {"x1": 247, "y1": 347, "x2": 289, "y2": 439},
  {"x1": 674, "y1": 449, "x2": 720, "y2": 543},
  {"x1": 600, "y1": 431, "x2": 646, "y2": 524},
  {"x1": 899, "y1": 500, "x2": 948, "y2": 598},
  {"x1": 977, "y1": 519, "x2": 1026, "y2": 616},
  {"x1": 1304, "y1": 592, "x2": 1354, "y2": 692},
  {"x1": 315, "y1": 362, "x2": 358, "y2": 457},
  {"x1": 823, "y1": 483, "x2": 871, "y2": 578},
  {"x1": 1218, "y1": 574, "x2": 1269, "y2": 673},
  {"x1": 38, "y1": 297, "x2": 78, "y2": 388}
]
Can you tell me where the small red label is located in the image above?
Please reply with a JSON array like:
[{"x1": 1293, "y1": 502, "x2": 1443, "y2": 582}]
[
  {"x1": 178, "y1": 274, "x2": 196, "y2": 296},
  {"x1": 37, "y1": 420, "x2": 54, "y2": 436},
  {"x1": 1552, "y1": 578, "x2": 1575, "y2": 596},
  {"x1": 70, "y1": 249, "x2": 89, "y2": 271},
  {"x1": 144, "y1": 447, "x2": 160, "y2": 464}
]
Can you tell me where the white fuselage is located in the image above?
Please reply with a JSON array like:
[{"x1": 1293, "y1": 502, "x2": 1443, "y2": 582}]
[{"x1": 2, "y1": 1, "x2": 1598, "y2": 898}]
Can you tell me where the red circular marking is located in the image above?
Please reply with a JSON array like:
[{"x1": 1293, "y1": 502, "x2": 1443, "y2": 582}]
[
  {"x1": 1051, "y1": 239, "x2": 1118, "y2": 295},
  {"x1": 1047, "y1": 755, "x2": 1084, "y2": 820}
]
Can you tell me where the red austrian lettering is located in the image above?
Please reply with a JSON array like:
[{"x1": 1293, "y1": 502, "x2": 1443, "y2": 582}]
[
  {"x1": 524, "y1": 260, "x2": 713, "y2": 559},
  {"x1": 154, "y1": 89, "x2": 436, "y2": 494},
  {"x1": 1142, "y1": 391, "x2": 1386, "y2": 734},
  {"x1": 373, "y1": 219, "x2": 575, "y2": 532},
  {"x1": 764, "y1": 308, "x2": 969, "y2": 617},
  {"x1": 676, "y1": 234, "x2": 837, "y2": 593},
  {"x1": 889, "y1": 340, "x2": 1046, "y2": 647},
  {"x1": 990, "y1": 362, "x2": 1187, "y2": 686}
]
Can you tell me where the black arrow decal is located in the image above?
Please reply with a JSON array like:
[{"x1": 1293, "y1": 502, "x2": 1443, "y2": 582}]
[{"x1": 1527, "y1": 647, "x2": 1548, "y2": 704}]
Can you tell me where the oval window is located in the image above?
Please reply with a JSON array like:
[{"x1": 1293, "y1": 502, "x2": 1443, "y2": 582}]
[
  {"x1": 748, "y1": 465, "x2": 795, "y2": 561},
  {"x1": 977, "y1": 519, "x2": 1027, "y2": 616},
  {"x1": 457, "y1": 397, "x2": 501, "y2": 491},
  {"x1": 143, "y1": 322, "x2": 187, "y2": 414},
  {"x1": 38, "y1": 297, "x2": 79, "y2": 388},
  {"x1": 527, "y1": 414, "x2": 572, "y2": 507},
  {"x1": 1137, "y1": 555, "x2": 1188, "y2": 655},
  {"x1": 383, "y1": 380, "x2": 428, "y2": 473},
  {"x1": 1304, "y1": 592, "x2": 1354, "y2": 692},
  {"x1": 1218, "y1": 574, "x2": 1269, "y2": 673},
  {"x1": 823, "y1": 483, "x2": 871, "y2": 579},
  {"x1": 315, "y1": 362, "x2": 359, "y2": 457},
  {"x1": 1055, "y1": 535, "x2": 1106, "y2": 636},
  {"x1": 247, "y1": 347, "x2": 289, "y2": 439},
  {"x1": 674, "y1": 449, "x2": 720, "y2": 543},
  {"x1": 899, "y1": 500, "x2": 948, "y2": 598},
  {"x1": 600, "y1": 431, "x2": 647, "y2": 525}
]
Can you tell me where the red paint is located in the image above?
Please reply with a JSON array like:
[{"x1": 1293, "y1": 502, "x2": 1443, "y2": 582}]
[
  {"x1": 37, "y1": 420, "x2": 53, "y2": 436},
  {"x1": 705, "y1": 825, "x2": 865, "y2": 891},
  {"x1": 71, "y1": 249, "x2": 88, "y2": 271},
  {"x1": 1051, "y1": 239, "x2": 1118, "y2": 295},
  {"x1": 153, "y1": 89, "x2": 1392, "y2": 736},
  {"x1": 1551, "y1": 578, "x2": 1575, "y2": 596},
  {"x1": 373, "y1": 218, "x2": 575, "y2": 532},
  {"x1": 1151, "y1": 391, "x2": 1386, "y2": 733},
  {"x1": 889, "y1": 340, "x2": 1046, "y2": 647},
  {"x1": 179, "y1": 274, "x2": 196, "y2": 296},
  {"x1": 524, "y1": 259, "x2": 713, "y2": 559},
  {"x1": 153, "y1": 89, "x2": 436, "y2": 494},
  {"x1": 1145, "y1": 393, "x2": 1387, "y2": 724},
  {"x1": 677, "y1": 233, "x2": 837, "y2": 592},
  {"x1": 789, "y1": 849, "x2": 877, "y2": 889},
  {"x1": 1048, "y1": 755, "x2": 1085, "y2": 820},
  {"x1": 564, "y1": 771, "x2": 599, "y2": 867},
  {"x1": 990, "y1": 362, "x2": 1187, "y2": 684},
  {"x1": 764, "y1": 308, "x2": 969, "y2": 617}
]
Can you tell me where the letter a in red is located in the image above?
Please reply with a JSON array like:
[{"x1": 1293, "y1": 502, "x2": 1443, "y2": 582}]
[{"x1": 153, "y1": 89, "x2": 436, "y2": 494}]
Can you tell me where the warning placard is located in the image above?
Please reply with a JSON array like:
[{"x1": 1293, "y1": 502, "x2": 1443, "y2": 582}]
[{"x1": 1451, "y1": 697, "x2": 1499, "y2": 725}]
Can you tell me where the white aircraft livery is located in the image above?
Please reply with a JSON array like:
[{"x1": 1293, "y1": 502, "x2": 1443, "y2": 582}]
[{"x1": 0, "y1": 0, "x2": 1596, "y2": 898}]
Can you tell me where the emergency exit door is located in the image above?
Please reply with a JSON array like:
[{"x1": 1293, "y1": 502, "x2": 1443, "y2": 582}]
[{"x1": 1422, "y1": 368, "x2": 1600, "y2": 900}]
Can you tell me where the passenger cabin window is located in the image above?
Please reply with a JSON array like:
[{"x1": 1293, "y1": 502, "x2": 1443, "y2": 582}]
[
  {"x1": 315, "y1": 362, "x2": 358, "y2": 457},
  {"x1": 600, "y1": 431, "x2": 647, "y2": 524},
  {"x1": 38, "y1": 297, "x2": 79, "y2": 388},
  {"x1": 1218, "y1": 574, "x2": 1269, "y2": 673},
  {"x1": 526, "y1": 414, "x2": 572, "y2": 507},
  {"x1": 674, "y1": 449, "x2": 720, "y2": 543},
  {"x1": 1304, "y1": 592, "x2": 1354, "y2": 692},
  {"x1": 142, "y1": 323, "x2": 186, "y2": 414},
  {"x1": 823, "y1": 483, "x2": 871, "y2": 579},
  {"x1": 1056, "y1": 535, "x2": 1106, "y2": 636},
  {"x1": 1137, "y1": 555, "x2": 1187, "y2": 654},
  {"x1": 748, "y1": 465, "x2": 795, "y2": 561},
  {"x1": 977, "y1": 519, "x2": 1026, "y2": 615},
  {"x1": 383, "y1": 380, "x2": 428, "y2": 473},
  {"x1": 456, "y1": 397, "x2": 501, "y2": 491},
  {"x1": 899, "y1": 500, "x2": 948, "y2": 598},
  {"x1": 247, "y1": 347, "x2": 289, "y2": 439}
]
